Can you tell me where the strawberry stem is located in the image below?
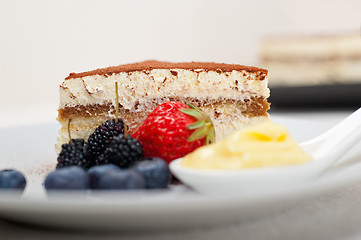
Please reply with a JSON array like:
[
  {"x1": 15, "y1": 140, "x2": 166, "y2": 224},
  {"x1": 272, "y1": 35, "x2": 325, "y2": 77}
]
[
  {"x1": 68, "y1": 118, "x2": 73, "y2": 144},
  {"x1": 115, "y1": 82, "x2": 119, "y2": 123},
  {"x1": 124, "y1": 124, "x2": 128, "y2": 138}
]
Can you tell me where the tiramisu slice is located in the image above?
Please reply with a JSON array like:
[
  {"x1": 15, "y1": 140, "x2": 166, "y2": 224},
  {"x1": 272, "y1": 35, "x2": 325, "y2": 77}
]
[
  {"x1": 260, "y1": 33, "x2": 361, "y2": 86},
  {"x1": 57, "y1": 60, "x2": 270, "y2": 153}
]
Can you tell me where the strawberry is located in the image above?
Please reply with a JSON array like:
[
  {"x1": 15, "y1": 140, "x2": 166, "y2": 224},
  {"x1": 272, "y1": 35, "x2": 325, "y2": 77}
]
[{"x1": 132, "y1": 101, "x2": 215, "y2": 164}]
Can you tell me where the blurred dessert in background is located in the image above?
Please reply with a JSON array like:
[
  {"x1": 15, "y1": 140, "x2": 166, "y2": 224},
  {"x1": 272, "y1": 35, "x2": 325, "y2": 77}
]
[{"x1": 260, "y1": 33, "x2": 361, "y2": 86}]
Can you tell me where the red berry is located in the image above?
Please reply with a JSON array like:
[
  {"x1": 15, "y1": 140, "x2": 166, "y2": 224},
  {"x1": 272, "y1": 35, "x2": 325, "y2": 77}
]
[{"x1": 132, "y1": 101, "x2": 215, "y2": 164}]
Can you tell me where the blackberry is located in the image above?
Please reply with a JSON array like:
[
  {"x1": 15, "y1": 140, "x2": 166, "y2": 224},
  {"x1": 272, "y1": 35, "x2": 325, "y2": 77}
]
[
  {"x1": 84, "y1": 118, "x2": 125, "y2": 161},
  {"x1": 57, "y1": 139, "x2": 91, "y2": 170},
  {"x1": 96, "y1": 134, "x2": 143, "y2": 168}
]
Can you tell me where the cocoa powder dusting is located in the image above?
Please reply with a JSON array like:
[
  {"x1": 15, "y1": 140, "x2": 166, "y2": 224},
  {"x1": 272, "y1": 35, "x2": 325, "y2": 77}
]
[{"x1": 65, "y1": 60, "x2": 268, "y2": 80}]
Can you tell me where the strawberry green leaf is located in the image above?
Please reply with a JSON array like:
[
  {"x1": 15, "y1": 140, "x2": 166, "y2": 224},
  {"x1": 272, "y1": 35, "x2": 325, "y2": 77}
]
[
  {"x1": 207, "y1": 126, "x2": 216, "y2": 144},
  {"x1": 187, "y1": 103, "x2": 196, "y2": 109},
  {"x1": 206, "y1": 134, "x2": 211, "y2": 145},
  {"x1": 178, "y1": 108, "x2": 203, "y2": 120},
  {"x1": 187, "y1": 127, "x2": 209, "y2": 142},
  {"x1": 181, "y1": 103, "x2": 215, "y2": 145},
  {"x1": 187, "y1": 121, "x2": 205, "y2": 130},
  {"x1": 187, "y1": 103, "x2": 202, "y2": 111}
]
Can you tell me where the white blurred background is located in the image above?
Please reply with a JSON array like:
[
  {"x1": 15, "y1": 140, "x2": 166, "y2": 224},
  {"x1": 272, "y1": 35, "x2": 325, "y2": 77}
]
[{"x1": 0, "y1": 0, "x2": 360, "y2": 126}]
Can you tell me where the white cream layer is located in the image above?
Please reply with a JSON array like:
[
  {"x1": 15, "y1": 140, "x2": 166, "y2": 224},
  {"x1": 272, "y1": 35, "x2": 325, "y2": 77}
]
[{"x1": 59, "y1": 69, "x2": 269, "y2": 111}]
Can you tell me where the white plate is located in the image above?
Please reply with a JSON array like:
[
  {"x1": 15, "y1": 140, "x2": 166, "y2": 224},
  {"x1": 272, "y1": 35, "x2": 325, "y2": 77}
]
[{"x1": 0, "y1": 117, "x2": 361, "y2": 231}]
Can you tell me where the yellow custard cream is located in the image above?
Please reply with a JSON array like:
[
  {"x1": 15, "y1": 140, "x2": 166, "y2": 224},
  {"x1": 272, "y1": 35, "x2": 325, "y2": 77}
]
[{"x1": 181, "y1": 121, "x2": 312, "y2": 170}]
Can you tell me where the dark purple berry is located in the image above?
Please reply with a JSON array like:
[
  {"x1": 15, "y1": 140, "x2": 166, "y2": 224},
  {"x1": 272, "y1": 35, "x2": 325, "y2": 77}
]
[
  {"x1": 0, "y1": 169, "x2": 26, "y2": 191},
  {"x1": 87, "y1": 164, "x2": 121, "y2": 189},
  {"x1": 84, "y1": 119, "x2": 125, "y2": 161},
  {"x1": 57, "y1": 139, "x2": 90, "y2": 170},
  {"x1": 96, "y1": 134, "x2": 143, "y2": 168},
  {"x1": 44, "y1": 166, "x2": 89, "y2": 190},
  {"x1": 132, "y1": 157, "x2": 170, "y2": 189},
  {"x1": 97, "y1": 169, "x2": 145, "y2": 190}
]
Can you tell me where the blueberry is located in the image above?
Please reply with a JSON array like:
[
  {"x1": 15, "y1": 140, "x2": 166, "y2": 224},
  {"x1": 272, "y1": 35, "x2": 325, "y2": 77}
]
[
  {"x1": 87, "y1": 164, "x2": 121, "y2": 189},
  {"x1": 132, "y1": 157, "x2": 170, "y2": 189},
  {"x1": 0, "y1": 169, "x2": 26, "y2": 191},
  {"x1": 97, "y1": 169, "x2": 145, "y2": 190},
  {"x1": 44, "y1": 166, "x2": 89, "y2": 190}
]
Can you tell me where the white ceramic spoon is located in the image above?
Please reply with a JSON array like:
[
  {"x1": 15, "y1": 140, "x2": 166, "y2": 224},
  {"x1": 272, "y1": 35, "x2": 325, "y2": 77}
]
[{"x1": 170, "y1": 107, "x2": 361, "y2": 196}]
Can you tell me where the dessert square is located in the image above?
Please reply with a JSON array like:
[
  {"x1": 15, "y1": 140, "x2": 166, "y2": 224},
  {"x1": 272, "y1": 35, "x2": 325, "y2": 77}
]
[{"x1": 56, "y1": 60, "x2": 270, "y2": 153}]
